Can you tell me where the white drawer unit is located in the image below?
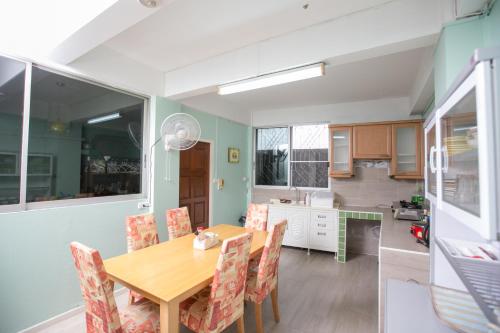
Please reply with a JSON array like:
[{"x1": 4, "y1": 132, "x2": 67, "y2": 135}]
[
  {"x1": 309, "y1": 208, "x2": 338, "y2": 252},
  {"x1": 309, "y1": 228, "x2": 337, "y2": 252},
  {"x1": 310, "y1": 209, "x2": 336, "y2": 230},
  {"x1": 267, "y1": 204, "x2": 338, "y2": 254}
]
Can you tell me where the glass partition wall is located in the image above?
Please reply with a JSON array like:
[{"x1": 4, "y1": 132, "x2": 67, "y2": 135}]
[
  {"x1": 0, "y1": 56, "x2": 26, "y2": 205},
  {"x1": 0, "y1": 54, "x2": 148, "y2": 210}
]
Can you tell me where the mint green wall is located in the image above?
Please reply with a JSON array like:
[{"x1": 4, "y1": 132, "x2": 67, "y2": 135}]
[
  {"x1": 0, "y1": 97, "x2": 250, "y2": 332},
  {"x1": 434, "y1": 2, "x2": 500, "y2": 102},
  {"x1": 0, "y1": 199, "x2": 148, "y2": 333},
  {"x1": 484, "y1": 0, "x2": 500, "y2": 47},
  {"x1": 152, "y1": 97, "x2": 251, "y2": 235}
]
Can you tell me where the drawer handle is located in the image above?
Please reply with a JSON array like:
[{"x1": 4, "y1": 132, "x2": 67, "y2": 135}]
[
  {"x1": 317, "y1": 223, "x2": 327, "y2": 228},
  {"x1": 406, "y1": 279, "x2": 420, "y2": 285},
  {"x1": 317, "y1": 232, "x2": 326, "y2": 236},
  {"x1": 317, "y1": 215, "x2": 326, "y2": 219}
]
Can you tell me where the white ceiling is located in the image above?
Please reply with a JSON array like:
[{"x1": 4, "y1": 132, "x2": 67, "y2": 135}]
[
  {"x1": 104, "y1": 0, "x2": 397, "y2": 72},
  {"x1": 179, "y1": 46, "x2": 432, "y2": 115}
]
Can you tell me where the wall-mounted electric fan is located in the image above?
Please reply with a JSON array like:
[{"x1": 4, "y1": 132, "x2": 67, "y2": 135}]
[{"x1": 143, "y1": 113, "x2": 201, "y2": 207}]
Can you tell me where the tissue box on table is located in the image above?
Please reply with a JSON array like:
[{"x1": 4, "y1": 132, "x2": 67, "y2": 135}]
[{"x1": 193, "y1": 232, "x2": 220, "y2": 250}]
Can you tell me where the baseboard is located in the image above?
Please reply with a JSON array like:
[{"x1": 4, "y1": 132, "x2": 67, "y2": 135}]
[{"x1": 18, "y1": 288, "x2": 127, "y2": 333}]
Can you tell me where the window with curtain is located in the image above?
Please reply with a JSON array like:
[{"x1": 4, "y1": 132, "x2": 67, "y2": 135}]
[{"x1": 254, "y1": 124, "x2": 329, "y2": 189}]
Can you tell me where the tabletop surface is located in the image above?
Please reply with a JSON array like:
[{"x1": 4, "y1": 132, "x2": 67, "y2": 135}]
[{"x1": 104, "y1": 224, "x2": 267, "y2": 303}]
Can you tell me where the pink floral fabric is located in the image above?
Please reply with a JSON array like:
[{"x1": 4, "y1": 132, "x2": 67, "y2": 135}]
[
  {"x1": 126, "y1": 213, "x2": 159, "y2": 252},
  {"x1": 126, "y1": 213, "x2": 159, "y2": 303},
  {"x1": 70, "y1": 242, "x2": 160, "y2": 333},
  {"x1": 180, "y1": 233, "x2": 253, "y2": 333},
  {"x1": 245, "y1": 220, "x2": 287, "y2": 304},
  {"x1": 120, "y1": 299, "x2": 160, "y2": 333},
  {"x1": 166, "y1": 207, "x2": 192, "y2": 239},
  {"x1": 245, "y1": 203, "x2": 269, "y2": 231}
]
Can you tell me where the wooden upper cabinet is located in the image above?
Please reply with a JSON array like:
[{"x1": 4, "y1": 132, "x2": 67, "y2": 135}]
[
  {"x1": 329, "y1": 126, "x2": 353, "y2": 177},
  {"x1": 390, "y1": 121, "x2": 424, "y2": 179},
  {"x1": 353, "y1": 124, "x2": 392, "y2": 159}
]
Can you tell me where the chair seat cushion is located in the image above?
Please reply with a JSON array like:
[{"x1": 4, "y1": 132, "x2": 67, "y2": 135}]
[
  {"x1": 130, "y1": 290, "x2": 146, "y2": 303},
  {"x1": 248, "y1": 256, "x2": 260, "y2": 271},
  {"x1": 120, "y1": 299, "x2": 160, "y2": 333},
  {"x1": 179, "y1": 287, "x2": 211, "y2": 332},
  {"x1": 244, "y1": 267, "x2": 261, "y2": 303}
]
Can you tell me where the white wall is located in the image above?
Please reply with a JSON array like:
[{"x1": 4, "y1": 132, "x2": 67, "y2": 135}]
[
  {"x1": 251, "y1": 97, "x2": 420, "y2": 127},
  {"x1": 68, "y1": 45, "x2": 164, "y2": 96}
]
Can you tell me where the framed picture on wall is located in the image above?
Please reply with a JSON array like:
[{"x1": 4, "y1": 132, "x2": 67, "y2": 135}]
[{"x1": 228, "y1": 148, "x2": 240, "y2": 163}]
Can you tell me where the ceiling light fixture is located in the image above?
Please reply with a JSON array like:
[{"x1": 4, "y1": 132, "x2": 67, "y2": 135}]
[
  {"x1": 138, "y1": 0, "x2": 160, "y2": 8},
  {"x1": 87, "y1": 113, "x2": 121, "y2": 124},
  {"x1": 217, "y1": 63, "x2": 325, "y2": 95}
]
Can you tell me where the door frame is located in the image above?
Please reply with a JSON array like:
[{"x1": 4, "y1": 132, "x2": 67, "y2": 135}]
[{"x1": 179, "y1": 139, "x2": 214, "y2": 228}]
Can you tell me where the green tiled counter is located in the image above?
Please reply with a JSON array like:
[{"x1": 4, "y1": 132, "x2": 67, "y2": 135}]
[
  {"x1": 337, "y1": 206, "x2": 429, "y2": 263},
  {"x1": 337, "y1": 209, "x2": 383, "y2": 263}
]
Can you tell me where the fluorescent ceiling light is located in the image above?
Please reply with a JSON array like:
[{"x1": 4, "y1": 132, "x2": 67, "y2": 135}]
[
  {"x1": 453, "y1": 126, "x2": 477, "y2": 132},
  {"x1": 87, "y1": 113, "x2": 121, "y2": 124},
  {"x1": 218, "y1": 63, "x2": 325, "y2": 95}
]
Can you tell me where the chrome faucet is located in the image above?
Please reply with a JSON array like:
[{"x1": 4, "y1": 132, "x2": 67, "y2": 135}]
[{"x1": 291, "y1": 186, "x2": 300, "y2": 203}]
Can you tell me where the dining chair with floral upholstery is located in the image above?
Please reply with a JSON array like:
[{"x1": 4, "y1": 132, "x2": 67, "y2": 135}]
[
  {"x1": 245, "y1": 220, "x2": 287, "y2": 333},
  {"x1": 125, "y1": 213, "x2": 159, "y2": 304},
  {"x1": 70, "y1": 241, "x2": 160, "y2": 333},
  {"x1": 244, "y1": 203, "x2": 269, "y2": 232},
  {"x1": 166, "y1": 207, "x2": 192, "y2": 239},
  {"x1": 179, "y1": 232, "x2": 253, "y2": 333}
]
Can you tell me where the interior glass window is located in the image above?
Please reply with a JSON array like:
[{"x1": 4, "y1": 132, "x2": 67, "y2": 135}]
[
  {"x1": 0, "y1": 55, "x2": 26, "y2": 205},
  {"x1": 26, "y1": 67, "x2": 145, "y2": 202}
]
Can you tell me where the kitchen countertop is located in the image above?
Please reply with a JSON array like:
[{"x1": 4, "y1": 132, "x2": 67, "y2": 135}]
[
  {"x1": 267, "y1": 202, "x2": 339, "y2": 210},
  {"x1": 340, "y1": 205, "x2": 429, "y2": 255}
]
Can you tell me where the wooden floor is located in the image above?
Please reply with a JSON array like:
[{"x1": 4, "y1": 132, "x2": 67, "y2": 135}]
[{"x1": 40, "y1": 248, "x2": 378, "y2": 333}]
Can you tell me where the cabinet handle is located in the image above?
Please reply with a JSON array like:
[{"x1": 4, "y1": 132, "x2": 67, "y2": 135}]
[
  {"x1": 317, "y1": 232, "x2": 326, "y2": 236},
  {"x1": 318, "y1": 215, "x2": 326, "y2": 219},
  {"x1": 429, "y1": 146, "x2": 437, "y2": 173},
  {"x1": 318, "y1": 223, "x2": 326, "y2": 227},
  {"x1": 442, "y1": 145, "x2": 449, "y2": 174}
]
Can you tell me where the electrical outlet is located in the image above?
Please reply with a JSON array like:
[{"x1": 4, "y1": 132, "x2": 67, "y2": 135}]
[{"x1": 138, "y1": 201, "x2": 150, "y2": 209}]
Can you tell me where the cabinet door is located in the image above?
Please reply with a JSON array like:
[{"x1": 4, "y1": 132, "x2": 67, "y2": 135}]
[
  {"x1": 329, "y1": 126, "x2": 353, "y2": 177},
  {"x1": 353, "y1": 124, "x2": 392, "y2": 159},
  {"x1": 437, "y1": 62, "x2": 497, "y2": 240},
  {"x1": 391, "y1": 122, "x2": 423, "y2": 178},
  {"x1": 425, "y1": 118, "x2": 438, "y2": 202},
  {"x1": 267, "y1": 206, "x2": 287, "y2": 231},
  {"x1": 285, "y1": 208, "x2": 308, "y2": 248}
]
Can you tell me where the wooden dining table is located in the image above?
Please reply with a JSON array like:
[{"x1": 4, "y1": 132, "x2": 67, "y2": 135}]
[{"x1": 104, "y1": 224, "x2": 268, "y2": 333}]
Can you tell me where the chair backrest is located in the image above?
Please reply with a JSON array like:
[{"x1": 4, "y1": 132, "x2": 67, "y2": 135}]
[
  {"x1": 166, "y1": 207, "x2": 192, "y2": 239},
  {"x1": 70, "y1": 242, "x2": 122, "y2": 333},
  {"x1": 126, "y1": 213, "x2": 159, "y2": 252},
  {"x1": 204, "y1": 233, "x2": 253, "y2": 333},
  {"x1": 245, "y1": 203, "x2": 269, "y2": 231},
  {"x1": 256, "y1": 220, "x2": 287, "y2": 295}
]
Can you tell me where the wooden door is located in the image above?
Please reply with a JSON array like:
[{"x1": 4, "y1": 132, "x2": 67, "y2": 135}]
[
  {"x1": 179, "y1": 142, "x2": 210, "y2": 231},
  {"x1": 353, "y1": 124, "x2": 392, "y2": 159}
]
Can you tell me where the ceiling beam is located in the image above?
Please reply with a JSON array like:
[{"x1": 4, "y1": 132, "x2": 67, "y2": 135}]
[
  {"x1": 163, "y1": 0, "x2": 445, "y2": 98},
  {"x1": 48, "y1": 0, "x2": 172, "y2": 65}
]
